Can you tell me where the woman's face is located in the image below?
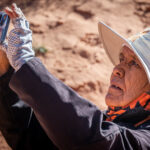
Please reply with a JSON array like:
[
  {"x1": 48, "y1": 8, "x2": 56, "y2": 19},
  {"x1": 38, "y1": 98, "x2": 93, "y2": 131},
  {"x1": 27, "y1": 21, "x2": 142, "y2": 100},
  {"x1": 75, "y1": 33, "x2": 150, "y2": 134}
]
[{"x1": 105, "y1": 46, "x2": 150, "y2": 107}]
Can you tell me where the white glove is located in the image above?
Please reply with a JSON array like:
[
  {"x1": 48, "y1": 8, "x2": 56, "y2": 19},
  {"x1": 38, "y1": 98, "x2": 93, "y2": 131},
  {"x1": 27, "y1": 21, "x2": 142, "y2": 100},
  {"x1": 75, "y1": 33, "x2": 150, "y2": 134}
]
[{"x1": 4, "y1": 4, "x2": 35, "y2": 71}]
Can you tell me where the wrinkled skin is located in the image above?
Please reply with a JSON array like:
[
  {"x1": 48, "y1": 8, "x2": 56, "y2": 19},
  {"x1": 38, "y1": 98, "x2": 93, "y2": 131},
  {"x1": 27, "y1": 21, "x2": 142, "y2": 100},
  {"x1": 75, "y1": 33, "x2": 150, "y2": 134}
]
[{"x1": 105, "y1": 46, "x2": 150, "y2": 107}]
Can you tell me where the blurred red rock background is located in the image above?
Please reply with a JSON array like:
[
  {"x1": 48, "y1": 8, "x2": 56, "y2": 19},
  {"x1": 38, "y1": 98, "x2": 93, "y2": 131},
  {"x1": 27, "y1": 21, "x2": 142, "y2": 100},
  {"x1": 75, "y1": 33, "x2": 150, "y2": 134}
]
[{"x1": 0, "y1": 0, "x2": 149, "y2": 149}]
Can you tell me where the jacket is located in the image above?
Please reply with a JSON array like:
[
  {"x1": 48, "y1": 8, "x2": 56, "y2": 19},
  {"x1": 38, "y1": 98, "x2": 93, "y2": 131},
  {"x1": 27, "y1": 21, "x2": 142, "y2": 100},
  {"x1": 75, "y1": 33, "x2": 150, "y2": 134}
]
[
  {"x1": 9, "y1": 57, "x2": 150, "y2": 150},
  {"x1": 0, "y1": 67, "x2": 58, "y2": 150}
]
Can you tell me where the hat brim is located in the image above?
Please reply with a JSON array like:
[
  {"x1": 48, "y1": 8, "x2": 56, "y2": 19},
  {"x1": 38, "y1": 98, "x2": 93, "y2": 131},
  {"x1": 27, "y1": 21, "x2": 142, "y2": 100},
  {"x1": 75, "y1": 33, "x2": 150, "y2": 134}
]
[
  {"x1": 98, "y1": 21, "x2": 150, "y2": 83},
  {"x1": 98, "y1": 21, "x2": 130, "y2": 65}
]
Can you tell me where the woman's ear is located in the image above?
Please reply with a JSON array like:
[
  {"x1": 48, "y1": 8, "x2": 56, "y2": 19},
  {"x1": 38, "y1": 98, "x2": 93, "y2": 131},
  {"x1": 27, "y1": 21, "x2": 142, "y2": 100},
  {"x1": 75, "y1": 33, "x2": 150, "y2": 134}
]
[{"x1": 0, "y1": 50, "x2": 10, "y2": 76}]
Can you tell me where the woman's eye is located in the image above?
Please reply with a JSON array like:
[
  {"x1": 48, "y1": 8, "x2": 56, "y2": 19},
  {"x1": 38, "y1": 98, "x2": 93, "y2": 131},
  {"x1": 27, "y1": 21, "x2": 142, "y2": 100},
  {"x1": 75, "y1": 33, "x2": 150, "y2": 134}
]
[
  {"x1": 128, "y1": 60, "x2": 140, "y2": 67},
  {"x1": 120, "y1": 58, "x2": 124, "y2": 62}
]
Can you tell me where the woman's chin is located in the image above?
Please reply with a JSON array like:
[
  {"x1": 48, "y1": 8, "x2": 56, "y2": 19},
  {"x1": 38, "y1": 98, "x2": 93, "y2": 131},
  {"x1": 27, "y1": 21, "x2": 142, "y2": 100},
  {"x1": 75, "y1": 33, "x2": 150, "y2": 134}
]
[{"x1": 105, "y1": 93, "x2": 123, "y2": 107}]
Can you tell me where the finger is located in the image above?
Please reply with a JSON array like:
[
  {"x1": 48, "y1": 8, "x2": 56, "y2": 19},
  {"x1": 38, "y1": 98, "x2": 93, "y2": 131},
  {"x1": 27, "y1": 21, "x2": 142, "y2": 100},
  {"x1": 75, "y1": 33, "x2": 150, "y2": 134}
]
[
  {"x1": 4, "y1": 9, "x2": 14, "y2": 19},
  {"x1": 5, "y1": 7, "x2": 13, "y2": 14},
  {"x1": 11, "y1": 3, "x2": 18, "y2": 17},
  {"x1": 12, "y1": 6, "x2": 19, "y2": 18},
  {"x1": 11, "y1": 3, "x2": 21, "y2": 18},
  {"x1": 4, "y1": 7, "x2": 14, "y2": 19},
  {"x1": 12, "y1": 3, "x2": 17, "y2": 9},
  {"x1": 11, "y1": 3, "x2": 17, "y2": 12}
]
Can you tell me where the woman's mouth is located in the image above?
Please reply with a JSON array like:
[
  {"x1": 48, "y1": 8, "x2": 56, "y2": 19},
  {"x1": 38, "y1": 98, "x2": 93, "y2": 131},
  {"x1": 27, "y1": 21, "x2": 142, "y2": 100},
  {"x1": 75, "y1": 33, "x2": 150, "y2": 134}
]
[
  {"x1": 111, "y1": 84, "x2": 123, "y2": 91},
  {"x1": 109, "y1": 84, "x2": 124, "y2": 95}
]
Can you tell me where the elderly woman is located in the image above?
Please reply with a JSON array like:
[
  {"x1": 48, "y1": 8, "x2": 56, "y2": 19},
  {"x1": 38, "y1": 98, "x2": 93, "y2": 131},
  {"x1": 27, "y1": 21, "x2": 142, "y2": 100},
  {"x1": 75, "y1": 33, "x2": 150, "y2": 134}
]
[{"x1": 1, "y1": 3, "x2": 150, "y2": 150}]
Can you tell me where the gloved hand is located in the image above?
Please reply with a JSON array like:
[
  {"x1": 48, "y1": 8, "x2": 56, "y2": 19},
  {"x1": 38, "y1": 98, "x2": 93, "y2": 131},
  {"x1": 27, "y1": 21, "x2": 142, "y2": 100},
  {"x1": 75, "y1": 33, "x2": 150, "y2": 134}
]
[{"x1": 4, "y1": 3, "x2": 35, "y2": 71}]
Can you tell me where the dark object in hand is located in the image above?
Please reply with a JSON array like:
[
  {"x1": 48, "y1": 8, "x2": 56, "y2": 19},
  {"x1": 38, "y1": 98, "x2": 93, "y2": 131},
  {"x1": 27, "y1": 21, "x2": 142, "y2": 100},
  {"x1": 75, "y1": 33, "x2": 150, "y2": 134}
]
[{"x1": 0, "y1": 12, "x2": 10, "y2": 43}]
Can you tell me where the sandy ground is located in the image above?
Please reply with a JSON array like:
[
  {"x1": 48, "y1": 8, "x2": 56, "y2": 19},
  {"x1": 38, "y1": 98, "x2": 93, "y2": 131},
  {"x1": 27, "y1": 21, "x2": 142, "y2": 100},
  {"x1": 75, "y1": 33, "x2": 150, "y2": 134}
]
[{"x1": 0, "y1": 0, "x2": 149, "y2": 149}]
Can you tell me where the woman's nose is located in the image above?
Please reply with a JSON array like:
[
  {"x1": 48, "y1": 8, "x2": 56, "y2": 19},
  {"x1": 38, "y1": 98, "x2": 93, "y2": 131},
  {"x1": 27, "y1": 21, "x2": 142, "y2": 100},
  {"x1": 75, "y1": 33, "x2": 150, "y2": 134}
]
[{"x1": 113, "y1": 66, "x2": 125, "y2": 78}]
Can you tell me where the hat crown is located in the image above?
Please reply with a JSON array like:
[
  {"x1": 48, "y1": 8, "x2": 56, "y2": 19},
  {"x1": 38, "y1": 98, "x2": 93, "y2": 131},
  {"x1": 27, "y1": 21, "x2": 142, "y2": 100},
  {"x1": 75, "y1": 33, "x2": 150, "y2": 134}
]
[{"x1": 128, "y1": 28, "x2": 150, "y2": 43}]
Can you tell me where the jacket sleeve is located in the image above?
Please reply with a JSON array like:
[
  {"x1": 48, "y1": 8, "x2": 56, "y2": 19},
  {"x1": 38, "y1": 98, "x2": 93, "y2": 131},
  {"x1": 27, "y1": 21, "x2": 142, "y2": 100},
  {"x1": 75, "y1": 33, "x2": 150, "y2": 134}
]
[{"x1": 9, "y1": 57, "x2": 150, "y2": 150}]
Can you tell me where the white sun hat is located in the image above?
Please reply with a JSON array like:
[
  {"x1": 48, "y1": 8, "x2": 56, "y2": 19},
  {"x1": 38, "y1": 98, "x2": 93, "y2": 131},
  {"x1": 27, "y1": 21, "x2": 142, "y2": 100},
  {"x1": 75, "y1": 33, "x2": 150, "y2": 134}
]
[{"x1": 98, "y1": 21, "x2": 150, "y2": 83}]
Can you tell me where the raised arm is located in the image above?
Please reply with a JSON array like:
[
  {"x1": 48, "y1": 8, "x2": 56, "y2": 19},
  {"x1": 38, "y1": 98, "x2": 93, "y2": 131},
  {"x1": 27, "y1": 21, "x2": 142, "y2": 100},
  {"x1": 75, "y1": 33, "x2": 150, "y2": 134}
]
[
  {"x1": 0, "y1": 5, "x2": 58, "y2": 150},
  {"x1": 9, "y1": 57, "x2": 150, "y2": 150}
]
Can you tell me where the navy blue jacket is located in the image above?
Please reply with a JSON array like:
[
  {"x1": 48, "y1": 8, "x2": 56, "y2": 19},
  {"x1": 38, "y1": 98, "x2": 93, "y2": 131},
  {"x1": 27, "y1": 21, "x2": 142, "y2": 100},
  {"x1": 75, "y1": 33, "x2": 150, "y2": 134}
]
[{"x1": 9, "y1": 58, "x2": 150, "y2": 150}]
